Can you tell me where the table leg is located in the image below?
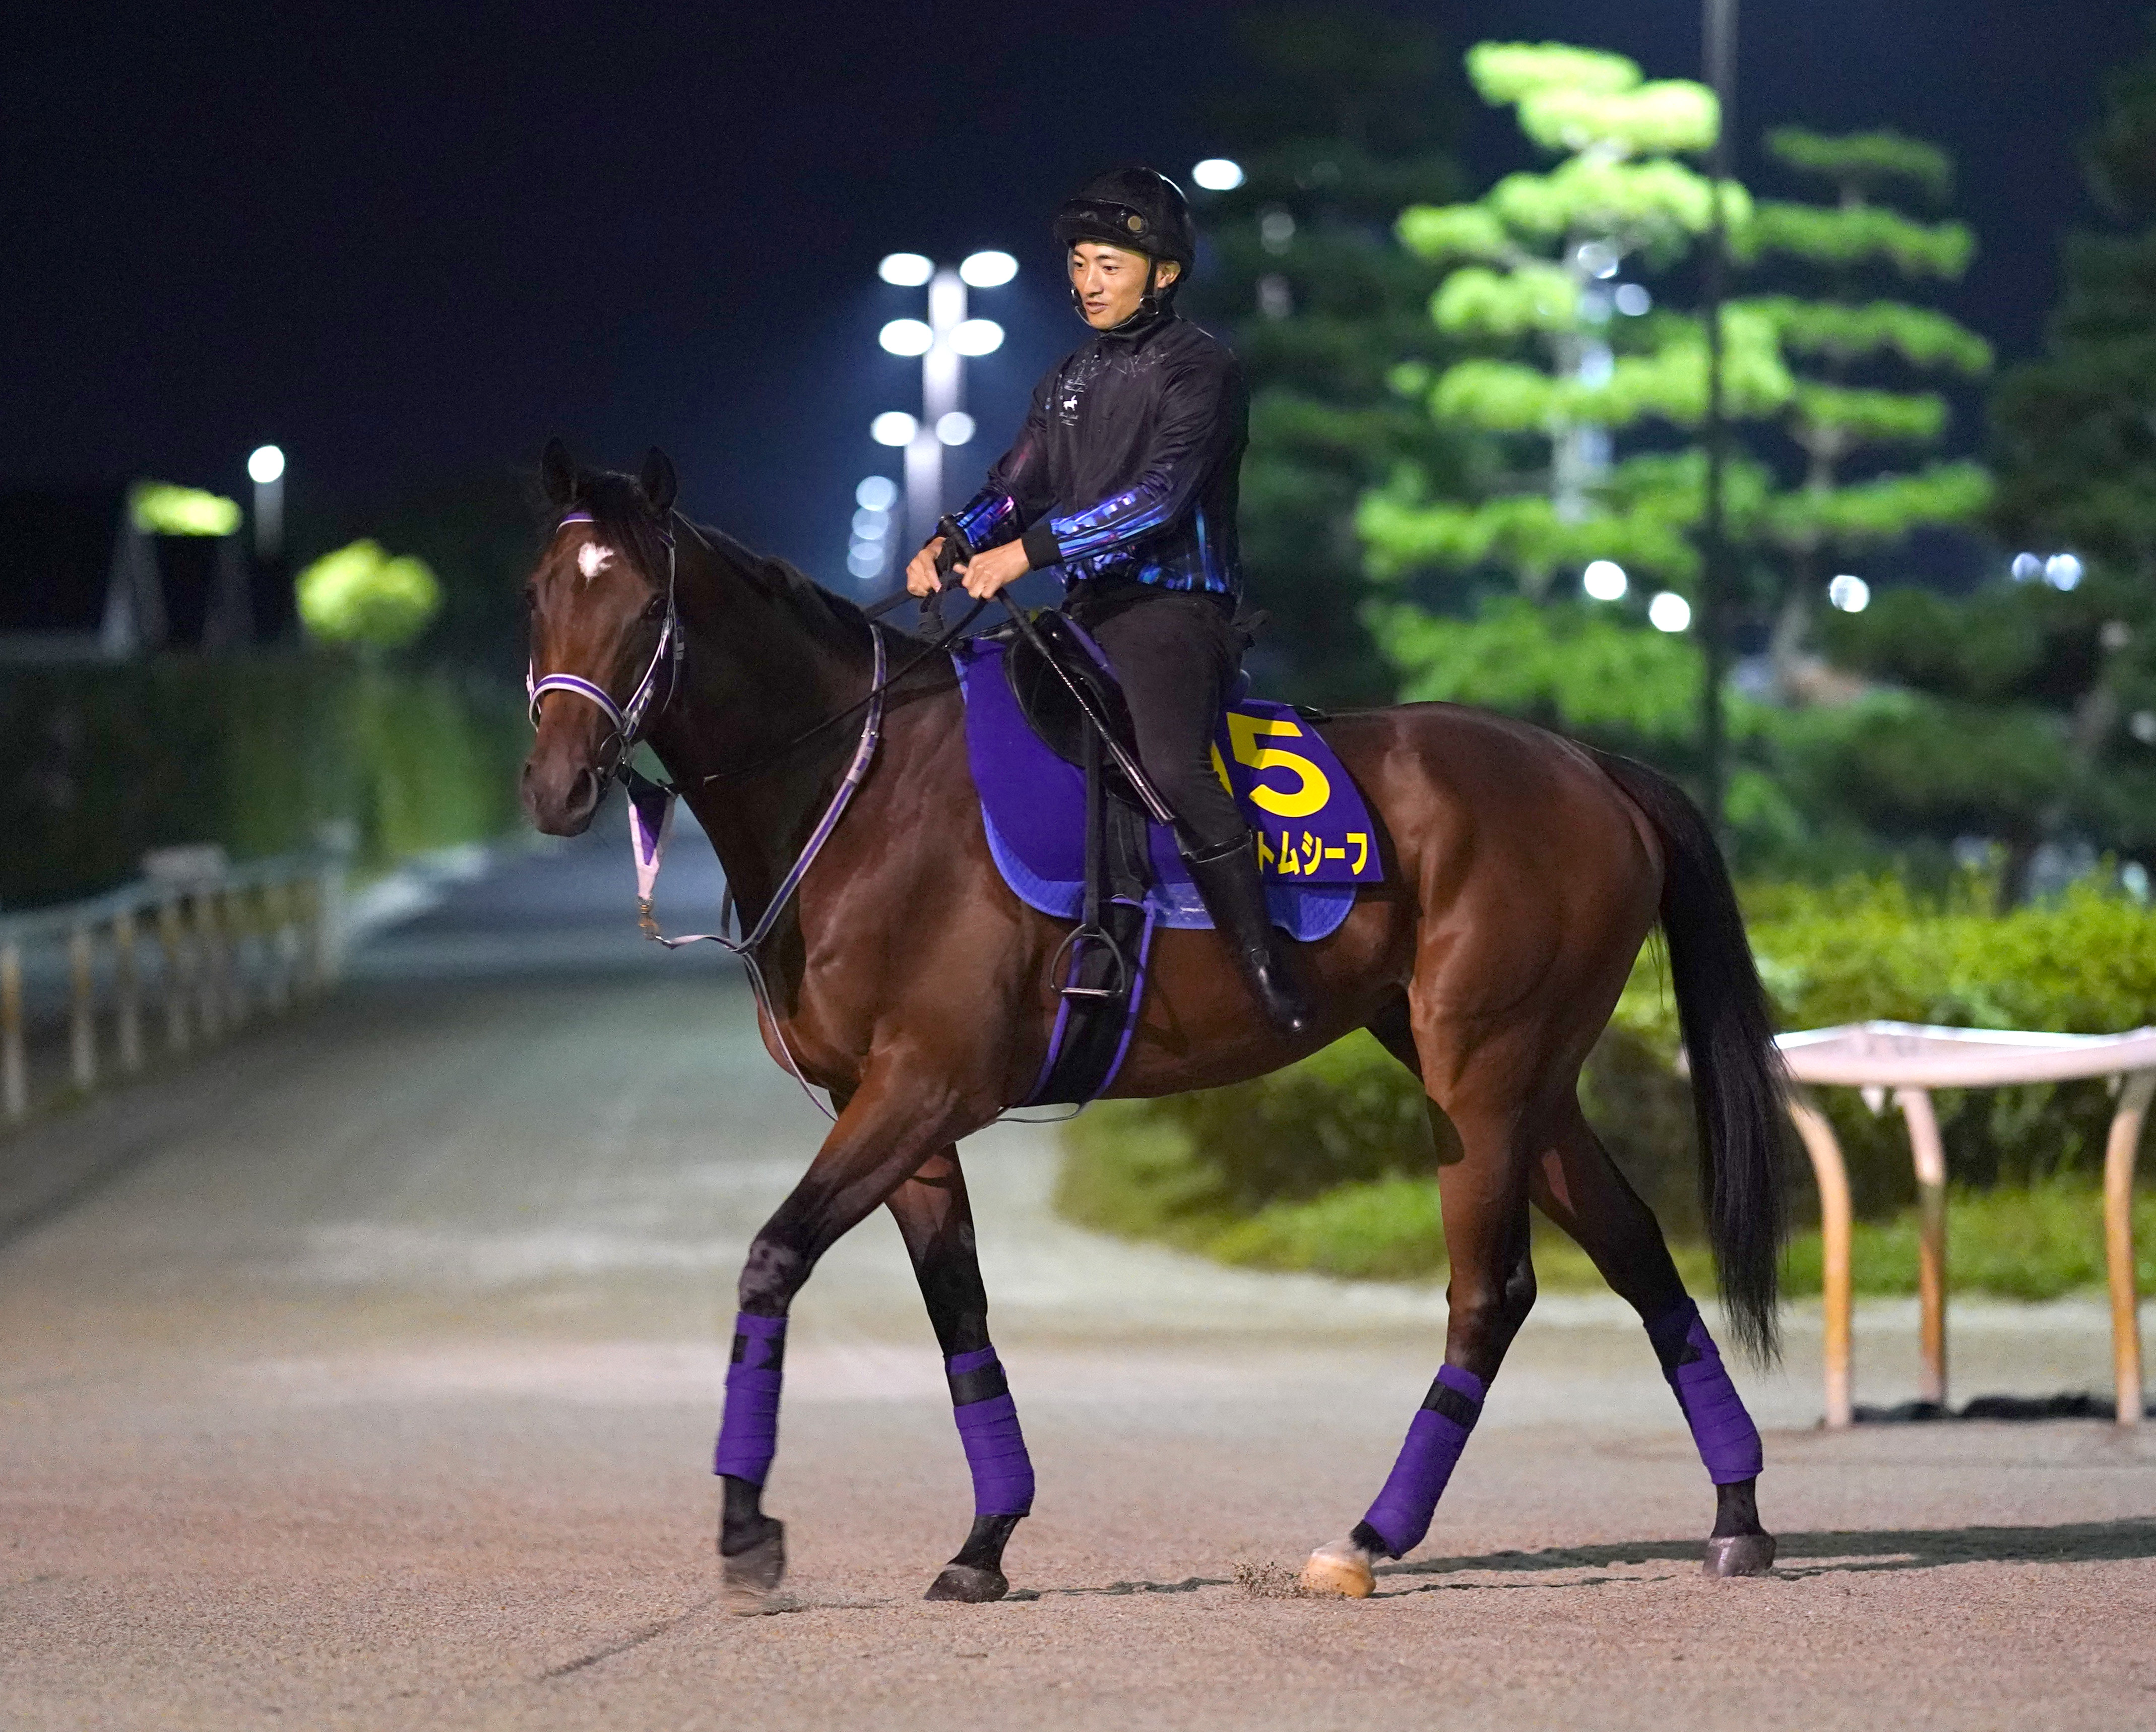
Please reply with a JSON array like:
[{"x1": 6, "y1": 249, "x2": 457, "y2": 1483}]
[
  {"x1": 2104, "y1": 1071, "x2": 2152, "y2": 1427},
  {"x1": 1897, "y1": 1087, "x2": 1948, "y2": 1410},
  {"x1": 1788, "y1": 1091, "x2": 1853, "y2": 1428}
]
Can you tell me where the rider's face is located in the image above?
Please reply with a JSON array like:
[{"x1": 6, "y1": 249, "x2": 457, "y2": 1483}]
[{"x1": 1069, "y1": 242, "x2": 1178, "y2": 329}]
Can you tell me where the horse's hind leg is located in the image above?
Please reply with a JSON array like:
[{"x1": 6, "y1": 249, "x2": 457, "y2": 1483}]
[
  {"x1": 1530, "y1": 1103, "x2": 1774, "y2": 1576},
  {"x1": 886, "y1": 1145, "x2": 1034, "y2": 1603},
  {"x1": 1302, "y1": 1082, "x2": 1540, "y2": 1597}
]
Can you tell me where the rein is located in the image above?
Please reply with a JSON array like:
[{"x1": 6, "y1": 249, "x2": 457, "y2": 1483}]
[{"x1": 523, "y1": 507, "x2": 981, "y2": 1122}]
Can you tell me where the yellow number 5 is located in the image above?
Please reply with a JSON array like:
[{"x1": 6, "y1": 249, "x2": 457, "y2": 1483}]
[{"x1": 1226, "y1": 714, "x2": 1331, "y2": 819}]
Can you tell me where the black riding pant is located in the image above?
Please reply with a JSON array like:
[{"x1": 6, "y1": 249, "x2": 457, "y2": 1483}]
[{"x1": 1066, "y1": 582, "x2": 1247, "y2": 856}]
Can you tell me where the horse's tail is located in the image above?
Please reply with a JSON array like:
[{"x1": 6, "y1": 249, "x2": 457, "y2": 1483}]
[{"x1": 1592, "y1": 750, "x2": 1789, "y2": 1363}]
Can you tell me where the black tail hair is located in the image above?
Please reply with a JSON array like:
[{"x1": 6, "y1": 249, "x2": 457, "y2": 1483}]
[{"x1": 1593, "y1": 751, "x2": 1789, "y2": 1363}]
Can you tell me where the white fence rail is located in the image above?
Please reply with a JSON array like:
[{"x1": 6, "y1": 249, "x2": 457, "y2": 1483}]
[{"x1": 0, "y1": 848, "x2": 346, "y2": 1124}]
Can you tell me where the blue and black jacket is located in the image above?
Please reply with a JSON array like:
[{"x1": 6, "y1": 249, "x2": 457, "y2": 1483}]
[{"x1": 950, "y1": 310, "x2": 1246, "y2": 598}]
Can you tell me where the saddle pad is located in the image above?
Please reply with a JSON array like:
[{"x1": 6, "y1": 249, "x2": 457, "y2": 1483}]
[{"x1": 950, "y1": 638, "x2": 1379, "y2": 942}]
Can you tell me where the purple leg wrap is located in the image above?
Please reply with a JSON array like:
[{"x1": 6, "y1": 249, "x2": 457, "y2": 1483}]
[
  {"x1": 947, "y1": 1346, "x2": 1035, "y2": 1516},
  {"x1": 714, "y1": 1312, "x2": 786, "y2": 1484},
  {"x1": 1362, "y1": 1363, "x2": 1486, "y2": 1558},
  {"x1": 1646, "y1": 1299, "x2": 1763, "y2": 1485}
]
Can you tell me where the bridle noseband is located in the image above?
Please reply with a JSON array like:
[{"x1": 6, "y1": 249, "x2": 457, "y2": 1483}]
[{"x1": 525, "y1": 509, "x2": 681, "y2": 778}]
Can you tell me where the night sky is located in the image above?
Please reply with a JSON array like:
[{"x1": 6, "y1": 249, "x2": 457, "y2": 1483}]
[{"x1": 9, "y1": 0, "x2": 2146, "y2": 588}]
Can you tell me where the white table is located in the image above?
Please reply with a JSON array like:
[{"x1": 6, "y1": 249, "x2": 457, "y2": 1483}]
[{"x1": 1771, "y1": 1021, "x2": 2156, "y2": 1428}]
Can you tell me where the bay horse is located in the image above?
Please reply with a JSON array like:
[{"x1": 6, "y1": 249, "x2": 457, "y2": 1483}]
[{"x1": 520, "y1": 443, "x2": 1789, "y2": 1607}]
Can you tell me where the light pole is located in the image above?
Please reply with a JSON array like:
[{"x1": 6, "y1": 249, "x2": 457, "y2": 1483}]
[
  {"x1": 1698, "y1": 0, "x2": 1737, "y2": 834},
  {"x1": 875, "y1": 251, "x2": 1014, "y2": 556},
  {"x1": 247, "y1": 444, "x2": 286, "y2": 564}
]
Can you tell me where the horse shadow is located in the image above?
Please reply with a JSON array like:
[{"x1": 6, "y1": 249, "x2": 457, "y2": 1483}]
[
  {"x1": 1002, "y1": 1519, "x2": 2156, "y2": 1601},
  {"x1": 1370, "y1": 1517, "x2": 2156, "y2": 1591}
]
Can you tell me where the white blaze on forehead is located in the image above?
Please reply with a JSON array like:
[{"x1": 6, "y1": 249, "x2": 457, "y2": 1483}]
[{"x1": 577, "y1": 541, "x2": 615, "y2": 582}]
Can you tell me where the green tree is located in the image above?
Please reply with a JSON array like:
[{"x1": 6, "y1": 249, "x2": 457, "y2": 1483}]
[
  {"x1": 1984, "y1": 25, "x2": 2156, "y2": 879},
  {"x1": 1739, "y1": 129, "x2": 1993, "y2": 689},
  {"x1": 1185, "y1": 7, "x2": 1469, "y2": 703},
  {"x1": 1358, "y1": 41, "x2": 1789, "y2": 610}
]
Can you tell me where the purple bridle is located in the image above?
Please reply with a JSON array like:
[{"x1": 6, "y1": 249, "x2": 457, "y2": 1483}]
[{"x1": 525, "y1": 509, "x2": 681, "y2": 773}]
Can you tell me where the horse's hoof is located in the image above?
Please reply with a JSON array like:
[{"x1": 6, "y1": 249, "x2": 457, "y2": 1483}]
[
  {"x1": 722, "y1": 1524, "x2": 787, "y2": 1613},
  {"x1": 1299, "y1": 1538, "x2": 1376, "y2": 1598},
  {"x1": 925, "y1": 1563, "x2": 1009, "y2": 1603},
  {"x1": 1703, "y1": 1532, "x2": 1777, "y2": 1577}
]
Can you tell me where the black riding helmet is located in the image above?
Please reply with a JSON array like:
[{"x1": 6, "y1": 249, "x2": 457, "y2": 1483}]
[{"x1": 1052, "y1": 166, "x2": 1195, "y2": 321}]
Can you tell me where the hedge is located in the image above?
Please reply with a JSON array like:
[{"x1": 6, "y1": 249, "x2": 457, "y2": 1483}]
[
  {"x1": 0, "y1": 653, "x2": 527, "y2": 907},
  {"x1": 1058, "y1": 877, "x2": 2156, "y2": 1289}
]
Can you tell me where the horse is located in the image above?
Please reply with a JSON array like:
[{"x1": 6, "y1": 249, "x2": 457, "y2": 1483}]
[{"x1": 519, "y1": 442, "x2": 1790, "y2": 1607}]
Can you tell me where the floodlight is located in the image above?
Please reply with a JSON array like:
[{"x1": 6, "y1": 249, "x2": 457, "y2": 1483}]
[
  {"x1": 1191, "y1": 158, "x2": 1245, "y2": 191},
  {"x1": 960, "y1": 251, "x2": 1017, "y2": 288},
  {"x1": 1582, "y1": 560, "x2": 1627, "y2": 601},
  {"x1": 1827, "y1": 574, "x2": 1870, "y2": 613},
  {"x1": 879, "y1": 319, "x2": 934, "y2": 356},
  {"x1": 949, "y1": 319, "x2": 1003, "y2": 357},
  {"x1": 870, "y1": 412, "x2": 918, "y2": 447},
  {"x1": 247, "y1": 444, "x2": 285, "y2": 484},
  {"x1": 1648, "y1": 591, "x2": 1691, "y2": 633},
  {"x1": 855, "y1": 475, "x2": 899, "y2": 512},
  {"x1": 936, "y1": 412, "x2": 976, "y2": 446},
  {"x1": 878, "y1": 253, "x2": 934, "y2": 286}
]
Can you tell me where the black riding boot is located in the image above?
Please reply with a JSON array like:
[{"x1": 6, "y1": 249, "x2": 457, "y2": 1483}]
[{"x1": 1185, "y1": 834, "x2": 1312, "y2": 1038}]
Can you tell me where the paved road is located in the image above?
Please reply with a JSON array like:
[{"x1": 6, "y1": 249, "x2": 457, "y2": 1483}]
[{"x1": 3, "y1": 812, "x2": 2152, "y2": 1730}]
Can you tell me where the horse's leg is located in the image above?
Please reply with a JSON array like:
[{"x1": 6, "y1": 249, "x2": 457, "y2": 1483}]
[
  {"x1": 716, "y1": 1065, "x2": 990, "y2": 1610},
  {"x1": 885, "y1": 1145, "x2": 1034, "y2": 1603},
  {"x1": 1530, "y1": 1103, "x2": 1774, "y2": 1576},
  {"x1": 1302, "y1": 1071, "x2": 1540, "y2": 1597}
]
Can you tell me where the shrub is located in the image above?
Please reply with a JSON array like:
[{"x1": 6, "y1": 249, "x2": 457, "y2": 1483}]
[
  {"x1": 1062, "y1": 875, "x2": 2156, "y2": 1268},
  {"x1": 0, "y1": 652, "x2": 525, "y2": 906}
]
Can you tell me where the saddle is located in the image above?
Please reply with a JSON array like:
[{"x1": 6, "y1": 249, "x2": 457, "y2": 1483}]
[{"x1": 946, "y1": 594, "x2": 1377, "y2": 1109}]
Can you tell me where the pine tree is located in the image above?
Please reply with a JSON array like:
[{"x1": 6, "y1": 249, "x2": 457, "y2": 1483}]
[
  {"x1": 1357, "y1": 42, "x2": 1790, "y2": 609},
  {"x1": 1984, "y1": 27, "x2": 2156, "y2": 879},
  {"x1": 1739, "y1": 129, "x2": 1993, "y2": 690},
  {"x1": 1184, "y1": 8, "x2": 1468, "y2": 703}
]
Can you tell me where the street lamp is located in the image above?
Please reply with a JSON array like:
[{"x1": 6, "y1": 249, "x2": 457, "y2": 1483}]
[
  {"x1": 247, "y1": 443, "x2": 285, "y2": 563},
  {"x1": 873, "y1": 252, "x2": 1013, "y2": 553}
]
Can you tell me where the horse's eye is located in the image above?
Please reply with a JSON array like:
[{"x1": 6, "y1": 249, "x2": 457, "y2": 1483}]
[
  {"x1": 522, "y1": 584, "x2": 538, "y2": 612},
  {"x1": 642, "y1": 592, "x2": 667, "y2": 622}
]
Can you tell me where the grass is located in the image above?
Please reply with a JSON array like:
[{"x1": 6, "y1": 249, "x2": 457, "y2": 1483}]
[{"x1": 1058, "y1": 1103, "x2": 2156, "y2": 1301}]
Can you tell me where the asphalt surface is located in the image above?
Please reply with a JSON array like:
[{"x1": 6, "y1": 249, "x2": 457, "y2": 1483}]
[{"x1": 4, "y1": 810, "x2": 2153, "y2": 1730}]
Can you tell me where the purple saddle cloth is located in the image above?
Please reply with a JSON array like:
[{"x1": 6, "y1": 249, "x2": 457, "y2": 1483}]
[{"x1": 950, "y1": 637, "x2": 1380, "y2": 942}]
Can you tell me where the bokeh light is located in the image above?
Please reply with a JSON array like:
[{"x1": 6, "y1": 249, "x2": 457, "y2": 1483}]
[
  {"x1": 1581, "y1": 559, "x2": 1627, "y2": 601},
  {"x1": 1828, "y1": 574, "x2": 1871, "y2": 612}
]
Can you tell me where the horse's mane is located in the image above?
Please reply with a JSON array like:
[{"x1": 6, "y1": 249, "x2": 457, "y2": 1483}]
[{"x1": 564, "y1": 468, "x2": 912, "y2": 654}]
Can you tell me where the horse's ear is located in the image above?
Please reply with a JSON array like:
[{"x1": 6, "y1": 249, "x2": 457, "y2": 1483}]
[
  {"x1": 640, "y1": 447, "x2": 678, "y2": 515},
  {"x1": 541, "y1": 438, "x2": 579, "y2": 508}
]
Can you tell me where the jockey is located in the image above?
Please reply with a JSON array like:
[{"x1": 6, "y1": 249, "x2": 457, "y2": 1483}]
[{"x1": 907, "y1": 165, "x2": 1311, "y2": 1038}]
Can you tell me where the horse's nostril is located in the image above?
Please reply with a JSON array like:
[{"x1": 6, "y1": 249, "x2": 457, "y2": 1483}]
[{"x1": 567, "y1": 767, "x2": 599, "y2": 818}]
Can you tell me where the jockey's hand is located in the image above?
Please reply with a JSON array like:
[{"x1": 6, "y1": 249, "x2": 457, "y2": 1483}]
[
  {"x1": 905, "y1": 537, "x2": 946, "y2": 597},
  {"x1": 960, "y1": 539, "x2": 1031, "y2": 601}
]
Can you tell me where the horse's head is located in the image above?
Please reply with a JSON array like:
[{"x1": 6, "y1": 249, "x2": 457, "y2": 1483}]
[{"x1": 521, "y1": 438, "x2": 680, "y2": 835}]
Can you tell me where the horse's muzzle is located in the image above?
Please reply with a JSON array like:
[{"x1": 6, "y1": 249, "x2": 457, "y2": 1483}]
[{"x1": 521, "y1": 716, "x2": 609, "y2": 835}]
